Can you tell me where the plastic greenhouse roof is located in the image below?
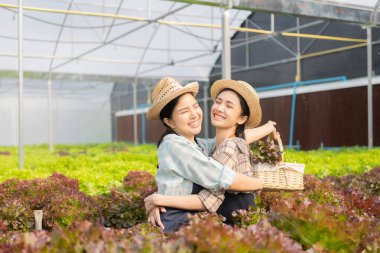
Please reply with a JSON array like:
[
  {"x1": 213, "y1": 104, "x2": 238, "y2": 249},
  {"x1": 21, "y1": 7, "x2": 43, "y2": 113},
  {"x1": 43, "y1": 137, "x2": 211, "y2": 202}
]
[
  {"x1": 311, "y1": 0, "x2": 378, "y2": 9},
  {"x1": 1, "y1": 0, "x2": 379, "y2": 81},
  {"x1": 0, "y1": 0, "x2": 252, "y2": 80}
]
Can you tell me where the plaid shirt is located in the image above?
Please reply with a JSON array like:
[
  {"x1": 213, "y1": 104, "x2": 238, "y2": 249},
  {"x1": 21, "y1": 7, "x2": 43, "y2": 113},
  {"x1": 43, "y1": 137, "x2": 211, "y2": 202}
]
[
  {"x1": 156, "y1": 134, "x2": 236, "y2": 196},
  {"x1": 198, "y1": 137, "x2": 253, "y2": 212}
]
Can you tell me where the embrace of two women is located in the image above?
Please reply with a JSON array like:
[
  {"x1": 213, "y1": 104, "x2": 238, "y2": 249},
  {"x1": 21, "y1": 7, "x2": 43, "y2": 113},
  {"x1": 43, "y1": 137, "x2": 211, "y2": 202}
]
[{"x1": 144, "y1": 77, "x2": 277, "y2": 233}]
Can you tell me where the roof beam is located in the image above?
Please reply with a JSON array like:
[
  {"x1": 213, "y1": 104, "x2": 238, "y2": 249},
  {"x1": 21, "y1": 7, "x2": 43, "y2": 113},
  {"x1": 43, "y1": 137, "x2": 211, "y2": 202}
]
[{"x1": 170, "y1": 0, "x2": 380, "y2": 26}]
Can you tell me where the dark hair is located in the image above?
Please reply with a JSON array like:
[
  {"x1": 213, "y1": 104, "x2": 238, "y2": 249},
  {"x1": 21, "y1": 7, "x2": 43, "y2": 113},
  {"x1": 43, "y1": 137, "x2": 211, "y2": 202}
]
[
  {"x1": 219, "y1": 88, "x2": 250, "y2": 140},
  {"x1": 156, "y1": 95, "x2": 181, "y2": 147}
]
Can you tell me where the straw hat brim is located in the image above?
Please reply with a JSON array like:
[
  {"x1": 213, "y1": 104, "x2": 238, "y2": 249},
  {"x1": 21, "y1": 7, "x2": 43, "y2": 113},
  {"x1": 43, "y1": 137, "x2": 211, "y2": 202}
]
[
  {"x1": 146, "y1": 82, "x2": 199, "y2": 120},
  {"x1": 210, "y1": 80, "x2": 262, "y2": 128}
]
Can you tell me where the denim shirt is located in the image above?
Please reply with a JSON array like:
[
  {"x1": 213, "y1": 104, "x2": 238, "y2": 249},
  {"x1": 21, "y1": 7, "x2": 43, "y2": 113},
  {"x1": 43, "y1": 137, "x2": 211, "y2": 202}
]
[{"x1": 156, "y1": 134, "x2": 236, "y2": 196}]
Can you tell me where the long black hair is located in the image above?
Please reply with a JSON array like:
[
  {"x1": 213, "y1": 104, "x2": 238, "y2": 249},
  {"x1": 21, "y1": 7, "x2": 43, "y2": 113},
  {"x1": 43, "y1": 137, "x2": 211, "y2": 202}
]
[
  {"x1": 218, "y1": 88, "x2": 250, "y2": 140},
  {"x1": 156, "y1": 95, "x2": 181, "y2": 148}
]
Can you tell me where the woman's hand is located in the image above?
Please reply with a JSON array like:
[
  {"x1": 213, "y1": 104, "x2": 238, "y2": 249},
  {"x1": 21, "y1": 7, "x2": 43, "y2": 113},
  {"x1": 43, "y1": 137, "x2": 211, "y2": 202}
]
[
  {"x1": 144, "y1": 193, "x2": 163, "y2": 214},
  {"x1": 272, "y1": 131, "x2": 280, "y2": 140},
  {"x1": 266, "y1": 121, "x2": 278, "y2": 139},
  {"x1": 147, "y1": 206, "x2": 166, "y2": 230},
  {"x1": 266, "y1": 120, "x2": 277, "y2": 132},
  {"x1": 245, "y1": 120, "x2": 277, "y2": 144}
]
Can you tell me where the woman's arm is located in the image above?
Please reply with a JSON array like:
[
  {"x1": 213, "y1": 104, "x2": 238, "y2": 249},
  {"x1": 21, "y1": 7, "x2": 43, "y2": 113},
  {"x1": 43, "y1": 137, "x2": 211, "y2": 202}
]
[
  {"x1": 229, "y1": 173, "x2": 263, "y2": 191},
  {"x1": 245, "y1": 121, "x2": 276, "y2": 144},
  {"x1": 145, "y1": 194, "x2": 208, "y2": 230},
  {"x1": 159, "y1": 136, "x2": 237, "y2": 192},
  {"x1": 159, "y1": 135, "x2": 264, "y2": 194},
  {"x1": 145, "y1": 173, "x2": 262, "y2": 229},
  {"x1": 197, "y1": 121, "x2": 277, "y2": 154},
  {"x1": 145, "y1": 174, "x2": 262, "y2": 226},
  {"x1": 144, "y1": 193, "x2": 206, "y2": 214},
  {"x1": 145, "y1": 175, "x2": 263, "y2": 213}
]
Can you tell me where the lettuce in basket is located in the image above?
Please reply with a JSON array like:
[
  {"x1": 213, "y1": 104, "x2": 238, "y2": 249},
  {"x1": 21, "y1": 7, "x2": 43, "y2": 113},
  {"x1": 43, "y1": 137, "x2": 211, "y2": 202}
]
[{"x1": 250, "y1": 136, "x2": 283, "y2": 165}]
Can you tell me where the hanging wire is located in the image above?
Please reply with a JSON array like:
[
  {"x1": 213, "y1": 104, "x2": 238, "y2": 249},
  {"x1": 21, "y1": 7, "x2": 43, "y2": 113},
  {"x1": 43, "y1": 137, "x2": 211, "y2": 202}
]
[
  {"x1": 38, "y1": 0, "x2": 248, "y2": 23},
  {"x1": 3, "y1": 7, "x2": 135, "y2": 29},
  {"x1": 0, "y1": 34, "x2": 217, "y2": 52}
]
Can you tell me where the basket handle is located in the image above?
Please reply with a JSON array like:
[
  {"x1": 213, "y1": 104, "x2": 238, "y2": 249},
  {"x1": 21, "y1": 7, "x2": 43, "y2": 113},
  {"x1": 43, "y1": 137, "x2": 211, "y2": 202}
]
[{"x1": 272, "y1": 131, "x2": 284, "y2": 162}]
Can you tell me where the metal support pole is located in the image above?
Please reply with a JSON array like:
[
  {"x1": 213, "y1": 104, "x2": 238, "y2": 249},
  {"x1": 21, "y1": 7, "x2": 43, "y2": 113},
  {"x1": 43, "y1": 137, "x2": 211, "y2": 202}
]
[
  {"x1": 245, "y1": 19, "x2": 249, "y2": 68},
  {"x1": 167, "y1": 25, "x2": 171, "y2": 62},
  {"x1": 141, "y1": 112, "x2": 146, "y2": 144},
  {"x1": 271, "y1": 13, "x2": 275, "y2": 33},
  {"x1": 289, "y1": 18, "x2": 300, "y2": 149},
  {"x1": 211, "y1": 7, "x2": 214, "y2": 50},
  {"x1": 47, "y1": 78, "x2": 53, "y2": 152},
  {"x1": 147, "y1": 0, "x2": 151, "y2": 19},
  {"x1": 18, "y1": 0, "x2": 24, "y2": 169},
  {"x1": 295, "y1": 17, "x2": 301, "y2": 82},
  {"x1": 133, "y1": 82, "x2": 138, "y2": 145},
  {"x1": 203, "y1": 85, "x2": 209, "y2": 138},
  {"x1": 367, "y1": 27, "x2": 373, "y2": 148},
  {"x1": 289, "y1": 83, "x2": 297, "y2": 149},
  {"x1": 221, "y1": 0, "x2": 232, "y2": 79}
]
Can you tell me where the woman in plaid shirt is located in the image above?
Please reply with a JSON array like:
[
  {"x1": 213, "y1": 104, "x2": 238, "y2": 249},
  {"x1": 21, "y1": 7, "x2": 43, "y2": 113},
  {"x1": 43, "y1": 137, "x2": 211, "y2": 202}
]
[{"x1": 145, "y1": 78, "x2": 276, "y2": 233}]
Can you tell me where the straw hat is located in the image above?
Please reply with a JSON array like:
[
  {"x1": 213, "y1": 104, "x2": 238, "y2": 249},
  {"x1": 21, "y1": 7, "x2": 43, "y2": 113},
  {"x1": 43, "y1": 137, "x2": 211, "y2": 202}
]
[
  {"x1": 146, "y1": 77, "x2": 199, "y2": 120},
  {"x1": 210, "y1": 79, "x2": 262, "y2": 128}
]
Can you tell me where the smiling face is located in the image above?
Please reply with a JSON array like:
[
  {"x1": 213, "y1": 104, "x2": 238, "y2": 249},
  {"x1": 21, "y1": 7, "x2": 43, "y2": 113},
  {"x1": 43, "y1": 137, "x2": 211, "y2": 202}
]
[
  {"x1": 211, "y1": 89, "x2": 248, "y2": 130},
  {"x1": 163, "y1": 93, "x2": 203, "y2": 142}
]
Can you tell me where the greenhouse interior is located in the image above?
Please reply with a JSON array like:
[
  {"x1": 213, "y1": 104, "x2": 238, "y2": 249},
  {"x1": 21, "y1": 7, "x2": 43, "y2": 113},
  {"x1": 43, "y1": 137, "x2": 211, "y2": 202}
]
[
  {"x1": 1, "y1": 0, "x2": 378, "y2": 149},
  {"x1": 0, "y1": 1, "x2": 379, "y2": 251}
]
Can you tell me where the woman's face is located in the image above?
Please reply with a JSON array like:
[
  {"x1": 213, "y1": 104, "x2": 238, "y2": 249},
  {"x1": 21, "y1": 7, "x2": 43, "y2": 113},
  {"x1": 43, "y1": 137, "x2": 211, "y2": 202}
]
[
  {"x1": 211, "y1": 90, "x2": 247, "y2": 129},
  {"x1": 164, "y1": 93, "x2": 203, "y2": 142}
]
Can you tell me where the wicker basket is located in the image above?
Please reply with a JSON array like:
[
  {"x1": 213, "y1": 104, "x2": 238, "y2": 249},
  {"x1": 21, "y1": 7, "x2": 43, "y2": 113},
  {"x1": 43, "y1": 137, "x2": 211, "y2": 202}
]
[{"x1": 252, "y1": 133, "x2": 305, "y2": 190}]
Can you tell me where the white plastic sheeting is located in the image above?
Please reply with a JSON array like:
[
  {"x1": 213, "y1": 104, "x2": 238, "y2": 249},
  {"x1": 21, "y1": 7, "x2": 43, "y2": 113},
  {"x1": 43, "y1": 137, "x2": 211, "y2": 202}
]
[
  {"x1": 0, "y1": 0, "x2": 251, "y2": 79},
  {"x1": 0, "y1": 0, "x2": 251, "y2": 146},
  {"x1": 313, "y1": 0, "x2": 378, "y2": 8},
  {"x1": 0, "y1": 79, "x2": 113, "y2": 145}
]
